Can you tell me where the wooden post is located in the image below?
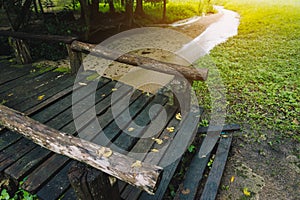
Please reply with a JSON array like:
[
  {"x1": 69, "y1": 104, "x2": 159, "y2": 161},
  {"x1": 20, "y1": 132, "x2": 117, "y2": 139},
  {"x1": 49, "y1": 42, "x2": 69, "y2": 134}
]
[
  {"x1": 172, "y1": 77, "x2": 192, "y2": 116},
  {"x1": 66, "y1": 44, "x2": 83, "y2": 74},
  {"x1": 8, "y1": 37, "x2": 32, "y2": 64},
  {"x1": 68, "y1": 162, "x2": 121, "y2": 200}
]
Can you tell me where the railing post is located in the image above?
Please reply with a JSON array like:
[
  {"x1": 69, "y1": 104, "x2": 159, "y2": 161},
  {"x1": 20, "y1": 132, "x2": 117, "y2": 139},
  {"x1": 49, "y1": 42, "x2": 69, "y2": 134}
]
[
  {"x1": 68, "y1": 162, "x2": 121, "y2": 200},
  {"x1": 66, "y1": 44, "x2": 83, "y2": 74}
]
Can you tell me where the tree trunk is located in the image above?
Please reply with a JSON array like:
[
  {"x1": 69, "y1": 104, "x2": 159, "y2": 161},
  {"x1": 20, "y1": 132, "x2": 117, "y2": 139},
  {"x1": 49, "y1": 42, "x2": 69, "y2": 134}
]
[
  {"x1": 78, "y1": 0, "x2": 91, "y2": 40},
  {"x1": 135, "y1": 0, "x2": 144, "y2": 16},
  {"x1": 108, "y1": 0, "x2": 115, "y2": 13},
  {"x1": 162, "y1": 0, "x2": 166, "y2": 22},
  {"x1": 91, "y1": 0, "x2": 99, "y2": 18},
  {"x1": 37, "y1": 0, "x2": 44, "y2": 14},
  {"x1": 125, "y1": 0, "x2": 133, "y2": 26}
]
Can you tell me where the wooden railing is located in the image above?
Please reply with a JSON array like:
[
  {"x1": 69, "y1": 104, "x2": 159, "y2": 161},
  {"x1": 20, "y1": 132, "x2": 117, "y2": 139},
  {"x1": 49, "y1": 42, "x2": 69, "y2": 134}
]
[{"x1": 0, "y1": 30, "x2": 208, "y2": 81}]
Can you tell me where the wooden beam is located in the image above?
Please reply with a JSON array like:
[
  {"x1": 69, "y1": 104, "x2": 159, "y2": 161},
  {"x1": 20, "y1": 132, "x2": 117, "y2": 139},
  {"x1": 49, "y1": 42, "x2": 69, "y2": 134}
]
[
  {"x1": 0, "y1": 31, "x2": 77, "y2": 44},
  {"x1": 71, "y1": 41, "x2": 208, "y2": 81},
  {"x1": 0, "y1": 105, "x2": 162, "y2": 194}
]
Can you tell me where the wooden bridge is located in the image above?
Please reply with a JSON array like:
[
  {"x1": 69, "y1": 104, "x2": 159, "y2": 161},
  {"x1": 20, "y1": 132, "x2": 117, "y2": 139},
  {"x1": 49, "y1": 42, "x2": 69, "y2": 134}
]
[{"x1": 0, "y1": 31, "x2": 239, "y2": 200}]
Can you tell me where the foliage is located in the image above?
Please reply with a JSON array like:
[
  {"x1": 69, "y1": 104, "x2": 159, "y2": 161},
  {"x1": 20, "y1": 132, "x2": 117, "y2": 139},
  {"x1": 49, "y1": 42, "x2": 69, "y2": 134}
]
[
  {"x1": 194, "y1": 0, "x2": 300, "y2": 142},
  {"x1": 142, "y1": 0, "x2": 215, "y2": 23},
  {"x1": 0, "y1": 179, "x2": 37, "y2": 200}
]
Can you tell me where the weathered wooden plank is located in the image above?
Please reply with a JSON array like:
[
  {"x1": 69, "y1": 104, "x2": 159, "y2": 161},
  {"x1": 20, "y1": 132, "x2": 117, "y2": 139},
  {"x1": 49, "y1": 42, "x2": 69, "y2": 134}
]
[
  {"x1": 91, "y1": 92, "x2": 153, "y2": 146},
  {"x1": 0, "y1": 64, "x2": 33, "y2": 85},
  {"x1": 0, "y1": 65, "x2": 56, "y2": 95},
  {"x1": 174, "y1": 150, "x2": 211, "y2": 200},
  {"x1": 121, "y1": 106, "x2": 177, "y2": 200},
  {"x1": 19, "y1": 70, "x2": 97, "y2": 114},
  {"x1": 6, "y1": 73, "x2": 71, "y2": 108},
  {"x1": 0, "y1": 138, "x2": 36, "y2": 171},
  {"x1": 36, "y1": 161, "x2": 73, "y2": 200},
  {"x1": 200, "y1": 136, "x2": 232, "y2": 200},
  {"x1": 4, "y1": 78, "x2": 112, "y2": 181},
  {"x1": 110, "y1": 94, "x2": 168, "y2": 153},
  {"x1": 3, "y1": 71, "x2": 62, "y2": 106},
  {"x1": 4, "y1": 146, "x2": 53, "y2": 181},
  {"x1": 0, "y1": 130, "x2": 22, "y2": 151},
  {"x1": 139, "y1": 158, "x2": 181, "y2": 200},
  {"x1": 71, "y1": 41, "x2": 208, "y2": 81},
  {"x1": 77, "y1": 89, "x2": 142, "y2": 141},
  {"x1": 60, "y1": 187, "x2": 77, "y2": 200},
  {"x1": 0, "y1": 31, "x2": 77, "y2": 44},
  {"x1": 0, "y1": 105, "x2": 163, "y2": 195},
  {"x1": 197, "y1": 124, "x2": 240, "y2": 133},
  {"x1": 21, "y1": 154, "x2": 70, "y2": 193}
]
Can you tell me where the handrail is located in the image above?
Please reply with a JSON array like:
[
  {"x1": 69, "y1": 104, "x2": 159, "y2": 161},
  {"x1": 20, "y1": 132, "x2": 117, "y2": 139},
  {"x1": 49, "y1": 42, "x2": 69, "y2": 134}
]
[{"x1": 0, "y1": 104, "x2": 162, "y2": 194}]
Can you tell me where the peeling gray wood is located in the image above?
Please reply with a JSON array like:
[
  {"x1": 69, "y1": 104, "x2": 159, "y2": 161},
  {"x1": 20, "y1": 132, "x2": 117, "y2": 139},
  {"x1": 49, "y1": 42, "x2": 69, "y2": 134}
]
[{"x1": 0, "y1": 105, "x2": 163, "y2": 194}]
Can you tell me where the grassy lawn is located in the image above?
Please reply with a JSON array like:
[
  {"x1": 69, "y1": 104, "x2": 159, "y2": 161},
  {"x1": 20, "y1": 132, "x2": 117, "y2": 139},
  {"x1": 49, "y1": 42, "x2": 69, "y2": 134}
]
[{"x1": 195, "y1": 0, "x2": 299, "y2": 143}]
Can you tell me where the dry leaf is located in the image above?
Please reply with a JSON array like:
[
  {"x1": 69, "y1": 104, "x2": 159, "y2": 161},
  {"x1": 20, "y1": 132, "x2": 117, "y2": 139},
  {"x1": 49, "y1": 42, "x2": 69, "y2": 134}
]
[
  {"x1": 176, "y1": 113, "x2": 182, "y2": 121},
  {"x1": 181, "y1": 188, "x2": 190, "y2": 195},
  {"x1": 166, "y1": 127, "x2": 175, "y2": 133},
  {"x1": 8, "y1": 93, "x2": 13, "y2": 97},
  {"x1": 79, "y1": 82, "x2": 87, "y2": 86},
  {"x1": 243, "y1": 187, "x2": 251, "y2": 196},
  {"x1": 292, "y1": 118, "x2": 299, "y2": 125},
  {"x1": 103, "y1": 149, "x2": 113, "y2": 158},
  {"x1": 37, "y1": 95, "x2": 45, "y2": 100},
  {"x1": 128, "y1": 127, "x2": 135, "y2": 132},
  {"x1": 131, "y1": 160, "x2": 142, "y2": 168},
  {"x1": 96, "y1": 147, "x2": 113, "y2": 158},
  {"x1": 152, "y1": 137, "x2": 163, "y2": 144},
  {"x1": 151, "y1": 148, "x2": 159, "y2": 152},
  {"x1": 101, "y1": 94, "x2": 106, "y2": 97},
  {"x1": 163, "y1": 136, "x2": 170, "y2": 140},
  {"x1": 111, "y1": 88, "x2": 117, "y2": 91},
  {"x1": 230, "y1": 176, "x2": 235, "y2": 183}
]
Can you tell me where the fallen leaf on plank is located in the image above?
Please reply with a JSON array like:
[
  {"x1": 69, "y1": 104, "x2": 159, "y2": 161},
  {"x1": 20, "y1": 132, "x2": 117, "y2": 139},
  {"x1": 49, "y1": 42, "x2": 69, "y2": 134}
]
[
  {"x1": 152, "y1": 137, "x2": 163, "y2": 144},
  {"x1": 131, "y1": 160, "x2": 142, "y2": 168},
  {"x1": 79, "y1": 82, "x2": 87, "y2": 86},
  {"x1": 37, "y1": 95, "x2": 45, "y2": 100},
  {"x1": 176, "y1": 113, "x2": 182, "y2": 121},
  {"x1": 151, "y1": 149, "x2": 159, "y2": 153}
]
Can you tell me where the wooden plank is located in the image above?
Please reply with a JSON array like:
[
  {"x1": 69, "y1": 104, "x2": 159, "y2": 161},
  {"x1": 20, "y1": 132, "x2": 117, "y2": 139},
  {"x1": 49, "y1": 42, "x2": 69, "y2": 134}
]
[
  {"x1": 36, "y1": 161, "x2": 74, "y2": 200},
  {"x1": 0, "y1": 64, "x2": 33, "y2": 85},
  {"x1": 0, "y1": 130, "x2": 22, "y2": 151},
  {"x1": 91, "y1": 92, "x2": 153, "y2": 146},
  {"x1": 71, "y1": 41, "x2": 208, "y2": 81},
  {"x1": 6, "y1": 73, "x2": 71, "y2": 108},
  {"x1": 21, "y1": 154, "x2": 70, "y2": 193},
  {"x1": 121, "y1": 106, "x2": 177, "y2": 200},
  {"x1": 19, "y1": 70, "x2": 97, "y2": 114},
  {"x1": 197, "y1": 124, "x2": 240, "y2": 133},
  {"x1": 60, "y1": 187, "x2": 77, "y2": 200},
  {"x1": 0, "y1": 31, "x2": 78, "y2": 44},
  {"x1": 3, "y1": 71, "x2": 62, "y2": 106},
  {"x1": 0, "y1": 65, "x2": 56, "y2": 95},
  {"x1": 174, "y1": 150, "x2": 211, "y2": 200},
  {"x1": 0, "y1": 105, "x2": 163, "y2": 195},
  {"x1": 4, "y1": 78, "x2": 111, "y2": 181},
  {"x1": 4, "y1": 146, "x2": 53, "y2": 181},
  {"x1": 110, "y1": 94, "x2": 168, "y2": 153},
  {"x1": 77, "y1": 89, "x2": 141, "y2": 141},
  {"x1": 139, "y1": 158, "x2": 181, "y2": 200},
  {"x1": 200, "y1": 136, "x2": 232, "y2": 200},
  {"x1": 0, "y1": 138, "x2": 36, "y2": 171}
]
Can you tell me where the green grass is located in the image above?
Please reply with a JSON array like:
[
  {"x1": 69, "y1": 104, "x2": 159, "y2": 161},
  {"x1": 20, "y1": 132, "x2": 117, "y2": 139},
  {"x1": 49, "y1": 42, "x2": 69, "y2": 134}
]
[
  {"x1": 143, "y1": 0, "x2": 215, "y2": 23},
  {"x1": 194, "y1": 0, "x2": 300, "y2": 141}
]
